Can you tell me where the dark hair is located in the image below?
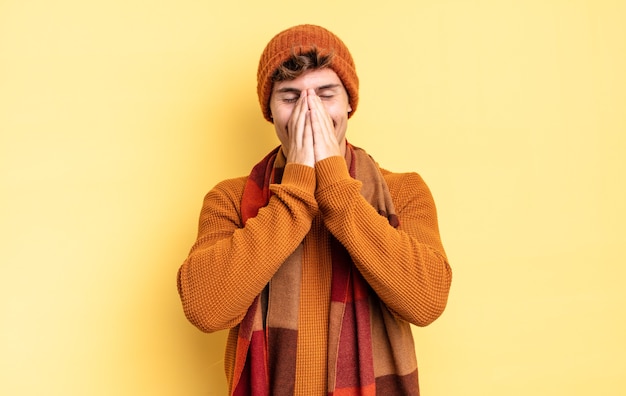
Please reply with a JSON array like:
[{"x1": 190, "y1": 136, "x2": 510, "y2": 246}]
[{"x1": 271, "y1": 48, "x2": 334, "y2": 82}]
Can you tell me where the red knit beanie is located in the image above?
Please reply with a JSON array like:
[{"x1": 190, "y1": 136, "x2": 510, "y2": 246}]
[{"x1": 257, "y1": 24, "x2": 359, "y2": 123}]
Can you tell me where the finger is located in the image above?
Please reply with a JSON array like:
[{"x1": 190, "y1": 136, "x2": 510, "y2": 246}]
[
  {"x1": 291, "y1": 91, "x2": 307, "y2": 124},
  {"x1": 288, "y1": 91, "x2": 308, "y2": 147},
  {"x1": 309, "y1": 103, "x2": 335, "y2": 147},
  {"x1": 303, "y1": 108, "x2": 313, "y2": 150},
  {"x1": 307, "y1": 91, "x2": 334, "y2": 138}
]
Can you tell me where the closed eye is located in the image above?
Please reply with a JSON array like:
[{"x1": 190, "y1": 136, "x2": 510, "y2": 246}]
[{"x1": 316, "y1": 84, "x2": 342, "y2": 99}]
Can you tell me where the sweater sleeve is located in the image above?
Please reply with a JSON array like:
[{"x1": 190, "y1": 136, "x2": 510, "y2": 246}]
[
  {"x1": 315, "y1": 156, "x2": 452, "y2": 327},
  {"x1": 177, "y1": 163, "x2": 318, "y2": 333}
]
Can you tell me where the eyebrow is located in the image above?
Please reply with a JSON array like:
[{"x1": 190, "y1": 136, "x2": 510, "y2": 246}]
[
  {"x1": 275, "y1": 84, "x2": 342, "y2": 94},
  {"x1": 316, "y1": 84, "x2": 342, "y2": 91},
  {"x1": 275, "y1": 87, "x2": 301, "y2": 94}
]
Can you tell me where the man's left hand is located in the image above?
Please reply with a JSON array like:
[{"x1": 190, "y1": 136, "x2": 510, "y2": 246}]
[{"x1": 306, "y1": 88, "x2": 342, "y2": 163}]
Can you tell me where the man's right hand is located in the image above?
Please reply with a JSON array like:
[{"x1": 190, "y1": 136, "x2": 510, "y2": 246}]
[{"x1": 285, "y1": 91, "x2": 315, "y2": 168}]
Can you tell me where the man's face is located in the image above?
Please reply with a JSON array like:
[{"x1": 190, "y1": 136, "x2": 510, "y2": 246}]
[{"x1": 269, "y1": 68, "x2": 352, "y2": 155}]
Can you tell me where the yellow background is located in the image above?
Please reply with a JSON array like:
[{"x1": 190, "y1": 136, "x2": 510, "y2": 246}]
[{"x1": 1, "y1": 0, "x2": 625, "y2": 395}]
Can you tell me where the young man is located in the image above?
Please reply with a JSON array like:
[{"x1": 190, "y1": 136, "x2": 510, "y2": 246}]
[{"x1": 177, "y1": 24, "x2": 452, "y2": 396}]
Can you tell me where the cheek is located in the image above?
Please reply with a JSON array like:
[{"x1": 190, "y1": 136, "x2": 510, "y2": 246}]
[
  {"x1": 271, "y1": 109, "x2": 290, "y2": 143},
  {"x1": 270, "y1": 103, "x2": 293, "y2": 125},
  {"x1": 274, "y1": 124, "x2": 288, "y2": 144},
  {"x1": 327, "y1": 104, "x2": 349, "y2": 124},
  {"x1": 325, "y1": 98, "x2": 350, "y2": 117}
]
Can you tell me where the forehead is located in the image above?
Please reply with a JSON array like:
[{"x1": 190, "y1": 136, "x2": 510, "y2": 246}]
[{"x1": 272, "y1": 68, "x2": 344, "y2": 92}]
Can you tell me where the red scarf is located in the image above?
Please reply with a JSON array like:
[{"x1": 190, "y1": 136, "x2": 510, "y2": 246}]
[{"x1": 232, "y1": 144, "x2": 419, "y2": 395}]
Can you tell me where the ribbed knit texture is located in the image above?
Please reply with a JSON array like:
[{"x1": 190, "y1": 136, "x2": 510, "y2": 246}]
[
  {"x1": 257, "y1": 24, "x2": 359, "y2": 123},
  {"x1": 231, "y1": 145, "x2": 417, "y2": 395},
  {"x1": 177, "y1": 150, "x2": 452, "y2": 395}
]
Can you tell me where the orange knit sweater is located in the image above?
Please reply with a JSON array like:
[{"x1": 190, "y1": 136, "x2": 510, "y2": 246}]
[{"x1": 177, "y1": 155, "x2": 452, "y2": 395}]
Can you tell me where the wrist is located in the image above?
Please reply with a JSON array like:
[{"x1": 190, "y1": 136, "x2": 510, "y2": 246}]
[{"x1": 315, "y1": 156, "x2": 350, "y2": 189}]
